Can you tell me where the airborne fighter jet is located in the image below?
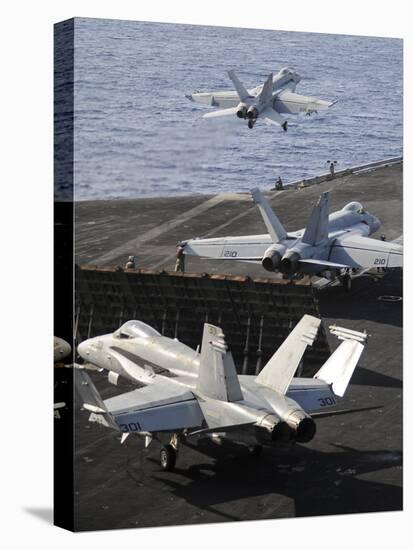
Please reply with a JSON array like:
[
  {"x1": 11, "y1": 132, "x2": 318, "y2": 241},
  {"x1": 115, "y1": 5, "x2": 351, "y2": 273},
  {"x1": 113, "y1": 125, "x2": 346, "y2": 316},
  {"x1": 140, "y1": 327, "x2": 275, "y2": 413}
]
[
  {"x1": 186, "y1": 67, "x2": 335, "y2": 130},
  {"x1": 181, "y1": 189, "x2": 403, "y2": 290},
  {"x1": 75, "y1": 316, "x2": 368, "y2": 471}
]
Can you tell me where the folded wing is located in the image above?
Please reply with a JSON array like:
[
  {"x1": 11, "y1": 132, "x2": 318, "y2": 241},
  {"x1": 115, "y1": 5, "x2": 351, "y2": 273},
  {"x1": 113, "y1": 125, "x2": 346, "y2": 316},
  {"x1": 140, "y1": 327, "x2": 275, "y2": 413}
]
[
  {"x1": 75, "y1": 368, "x2": 204, "y2": 433},
  {"x1": 315, "y1": 325, "x2": 368, "y2": 397},
  {"x1": 256, "y1": 315, "x2": 321, "y2": 395},
  {"x1": 329, "y1": 235, "x2": 403, "y2": 269}
]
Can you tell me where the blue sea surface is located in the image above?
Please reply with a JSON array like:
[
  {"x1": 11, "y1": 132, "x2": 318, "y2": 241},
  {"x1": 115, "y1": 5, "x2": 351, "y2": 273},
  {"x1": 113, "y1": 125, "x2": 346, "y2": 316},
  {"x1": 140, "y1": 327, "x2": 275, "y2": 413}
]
[{"x1": 68, "y1": 18, "x2": 402, "y2": 200}]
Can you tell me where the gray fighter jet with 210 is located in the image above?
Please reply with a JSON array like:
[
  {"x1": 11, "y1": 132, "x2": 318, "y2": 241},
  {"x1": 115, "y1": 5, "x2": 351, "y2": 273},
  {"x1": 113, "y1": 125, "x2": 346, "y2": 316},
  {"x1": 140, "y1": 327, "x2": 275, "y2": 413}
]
[{"x1": 181, "y1": 188, "x2": 402, "y2": 290}]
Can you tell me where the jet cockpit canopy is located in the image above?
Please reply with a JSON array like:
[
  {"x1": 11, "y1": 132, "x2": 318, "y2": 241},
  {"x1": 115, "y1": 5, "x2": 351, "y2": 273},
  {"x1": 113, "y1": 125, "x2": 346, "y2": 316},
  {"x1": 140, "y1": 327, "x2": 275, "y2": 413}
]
[
  {"x1": 343, "y1": 201, "x2": 365, "y2": 214},
  {"x1": 115, "y1": 320, "x2": 161, "y2": 340},
  {"x1": 279, "y1": 67, "x2": 292, "y2": 76}
]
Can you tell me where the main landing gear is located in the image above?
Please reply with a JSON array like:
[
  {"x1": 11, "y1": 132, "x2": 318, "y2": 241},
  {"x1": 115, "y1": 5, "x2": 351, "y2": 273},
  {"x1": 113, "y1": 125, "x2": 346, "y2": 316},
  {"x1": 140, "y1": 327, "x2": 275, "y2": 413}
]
[
  {"x1": 282, "y1": 121, "x2": 288, "y2": 132},
  {"x1": 160, "y1": 433, "x2": 180, "y2": 472},
  {"x1": 248, "y1": 119, "x2": 256, "y2": 129},
  {"x1": 160, "y1": 445, "x2": 177, "y2": 471},
  {"x1": 339, "y1": 270, "x2": 352, "y2": 292}
]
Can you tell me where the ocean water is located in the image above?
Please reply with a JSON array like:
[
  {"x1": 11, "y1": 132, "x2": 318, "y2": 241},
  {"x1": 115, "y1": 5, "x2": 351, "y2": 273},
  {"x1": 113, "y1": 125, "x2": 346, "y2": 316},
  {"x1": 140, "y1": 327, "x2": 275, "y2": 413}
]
[{"x1": 67, "y1": 18, "x2": 402, "y2": 200}]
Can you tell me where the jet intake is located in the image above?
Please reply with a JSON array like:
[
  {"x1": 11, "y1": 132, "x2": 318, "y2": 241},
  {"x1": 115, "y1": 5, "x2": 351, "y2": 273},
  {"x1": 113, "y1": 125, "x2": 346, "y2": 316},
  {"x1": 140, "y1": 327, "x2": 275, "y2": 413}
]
[
  {"x1": 247, "y1": 106, "x2": 258, "y2": 120},
  {"x1": 279, "y1": 251, "x2": 301, "y2": 275},
  {"x1": 262, "y1": 244, "x2": 286, "y2": 272},
  {"x1": 236, "y1": 103, "x2": 248, "y2": 119}
]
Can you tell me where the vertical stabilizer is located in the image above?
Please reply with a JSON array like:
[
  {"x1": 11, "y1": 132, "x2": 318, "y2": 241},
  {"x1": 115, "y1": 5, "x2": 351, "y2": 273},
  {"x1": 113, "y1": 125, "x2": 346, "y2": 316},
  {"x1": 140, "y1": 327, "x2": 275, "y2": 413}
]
[
  {"x1": 302, "y1": 192, "x2": 330, "y2": 246},
  {"x1": 228, "y1": 70, "x2": 250, "y2": 102},
  {"x1": 251, "y1": 188, "x2": 288, "y2": 243},
  {"x1": 196, "y1": 324, "x2": 243, "y2": 402},
  {"x1": 74, "y1": 367, "x2": 119, "y2": 431},
  {"x1": 258, "y1": 73, "x2": 274, "y2": 104}
]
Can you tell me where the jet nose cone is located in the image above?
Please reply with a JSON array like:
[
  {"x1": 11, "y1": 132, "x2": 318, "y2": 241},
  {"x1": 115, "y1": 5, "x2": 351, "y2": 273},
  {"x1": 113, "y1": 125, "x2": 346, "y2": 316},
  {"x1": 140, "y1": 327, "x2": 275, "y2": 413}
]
[
  {"x1": 54, "y1": 337, "x2": 71, "y2": 362},
  {"x1": 77, "y1": 339, "x2": 90, "y2": 361}
]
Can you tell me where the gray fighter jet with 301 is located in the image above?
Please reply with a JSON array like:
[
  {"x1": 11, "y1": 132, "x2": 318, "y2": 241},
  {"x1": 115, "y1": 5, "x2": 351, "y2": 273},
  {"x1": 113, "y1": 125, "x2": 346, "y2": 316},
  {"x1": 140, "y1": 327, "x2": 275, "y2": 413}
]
[
  {"x1": 75, "y1": 316, "x2": 367, "y2": 471},
  {"x1": 181, "y1": 189, "x2": 403, "y2": 290},
  {"x1": 186, "y1": 67, "x2": 335, "y2": 130}
]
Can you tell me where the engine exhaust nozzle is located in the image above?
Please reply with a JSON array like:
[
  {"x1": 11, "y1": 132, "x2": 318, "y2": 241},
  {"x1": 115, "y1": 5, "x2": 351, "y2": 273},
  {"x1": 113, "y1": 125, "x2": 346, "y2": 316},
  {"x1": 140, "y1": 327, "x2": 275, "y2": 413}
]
[
  {"x1": 247, "y1": 106, "x2": 258, "y2": 120},
  {"x1": 280, "y1": 251, "x2": 300, "y2": 275},
  {"x1": 295, "y1": 417, "x2": 317, "y2": 443},
  {"x1": 236, "y1": 103, "x2": 247, "y2": 119},
  {"x1": 284, "y1": 410, "x2": 317, "y2": 443},
  {"x1": 255, "y1": 414, "x2": 293, "y2": 445},
  {"x1": 262, "y1": 244, "x2": 284, "y2": 272}
]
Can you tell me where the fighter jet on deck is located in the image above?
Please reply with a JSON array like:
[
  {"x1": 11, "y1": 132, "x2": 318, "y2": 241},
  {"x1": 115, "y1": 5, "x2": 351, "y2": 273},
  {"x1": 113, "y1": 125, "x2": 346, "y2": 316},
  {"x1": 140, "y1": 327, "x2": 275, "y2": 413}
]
[
  {"x1": 54, "y1": 337, "x2": 72, "y2": 419},
  {"x1": 186, "y1": 67, "x2": 335, "y2": 130},
  {"x1": 75, "y1": 316, "x2": 367, "y2": 471},
  {"x1": 181, "y1": 189, "x2": 403, "y2": 290}
]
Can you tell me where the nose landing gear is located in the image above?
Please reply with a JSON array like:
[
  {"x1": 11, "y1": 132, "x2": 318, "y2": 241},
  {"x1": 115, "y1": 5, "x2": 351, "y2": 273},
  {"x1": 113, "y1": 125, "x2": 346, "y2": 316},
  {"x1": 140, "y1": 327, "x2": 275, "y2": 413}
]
[{"x1": 248, "y1": 119, "x2": 256, "y2": 129}]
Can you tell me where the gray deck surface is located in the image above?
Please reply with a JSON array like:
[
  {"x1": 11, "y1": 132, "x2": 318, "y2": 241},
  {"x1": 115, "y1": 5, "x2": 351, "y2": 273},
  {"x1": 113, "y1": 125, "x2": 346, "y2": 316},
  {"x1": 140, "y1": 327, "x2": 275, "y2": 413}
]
[
  {"x1": 72, "y1": 163, "x2": 403, "y2": 531},
  {"x1": 75, "y1": 163, "x2": 402, "y2": 275}
]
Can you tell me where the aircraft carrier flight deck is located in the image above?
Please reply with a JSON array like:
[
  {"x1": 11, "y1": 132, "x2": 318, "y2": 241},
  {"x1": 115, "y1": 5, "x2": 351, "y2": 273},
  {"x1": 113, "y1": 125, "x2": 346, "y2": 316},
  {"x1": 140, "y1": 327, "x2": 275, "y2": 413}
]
[{"x1": 69, "y1": 161, "x2": 402, "y2": 530}]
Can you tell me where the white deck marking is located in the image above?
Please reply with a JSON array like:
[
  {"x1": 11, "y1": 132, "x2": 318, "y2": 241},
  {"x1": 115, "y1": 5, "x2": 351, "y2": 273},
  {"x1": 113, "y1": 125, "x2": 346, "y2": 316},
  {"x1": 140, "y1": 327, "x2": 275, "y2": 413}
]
[
  {"x1": 88, "y1": 193, "x2": 249, "y2": 265},
  {"x1": 149, "y1": 191, "x2": 283, "y2": 269}
]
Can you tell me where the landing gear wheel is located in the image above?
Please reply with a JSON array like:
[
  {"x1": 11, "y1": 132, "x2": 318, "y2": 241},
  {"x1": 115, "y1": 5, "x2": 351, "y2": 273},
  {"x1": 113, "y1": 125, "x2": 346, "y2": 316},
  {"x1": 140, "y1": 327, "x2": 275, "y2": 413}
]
[
  {"x1": 248, "y1": 120, "x2": 254, "y2": 129},
  {"x1": 160, "y1": 444, "x2": 177, "y2": 471},
  {"x1": 282, "y1": 121, "x2": 288, "y2": 132},
  {"x1": 248, "y1": 444, "x2": 263, "y2": 457}
]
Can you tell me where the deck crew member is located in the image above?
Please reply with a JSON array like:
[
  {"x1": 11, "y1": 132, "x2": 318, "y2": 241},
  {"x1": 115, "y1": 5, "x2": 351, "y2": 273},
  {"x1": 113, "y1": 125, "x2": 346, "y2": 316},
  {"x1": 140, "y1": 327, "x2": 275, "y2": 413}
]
[
  {"x1": 125, "y1": 255, "x2": 136, "y2": 269},
  {"x1": 175, "y1": 245, "x2": 185, "y2": 272}
]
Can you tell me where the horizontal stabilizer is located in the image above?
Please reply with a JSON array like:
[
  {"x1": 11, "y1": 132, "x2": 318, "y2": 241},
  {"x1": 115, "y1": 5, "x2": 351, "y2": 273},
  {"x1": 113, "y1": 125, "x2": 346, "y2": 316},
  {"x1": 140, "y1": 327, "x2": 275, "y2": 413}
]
[
  {"x1": 74, "y1": 367, "x2": 119, "y2": 431},
  {"x1": 250, "y1": 188, "x2": 288, "y2": 243},
  {"x1": 203, "y1": 107, "x2": 238, "y2": 118},
  {"x1": 299, "y1": 258, "x2": 350, "y2": 269},
  {"x1": 196, "y1": 323, "x2": 243, "y2": 402},
  {"x1": 311, "y1": 404, "x2": 382, "y2": 419},
  {"x1": 256, "y1": 315, "x2": 321, "y2": 395},
  {"x1": 315, "y1": 326, "x2": 367, "y2": 397},
  {"x1": 262, "y1": 107, "x2": 287, "y2": 127},
  {"x1": 228, "y1": 70, "x2": 251, "y2": 102}
]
